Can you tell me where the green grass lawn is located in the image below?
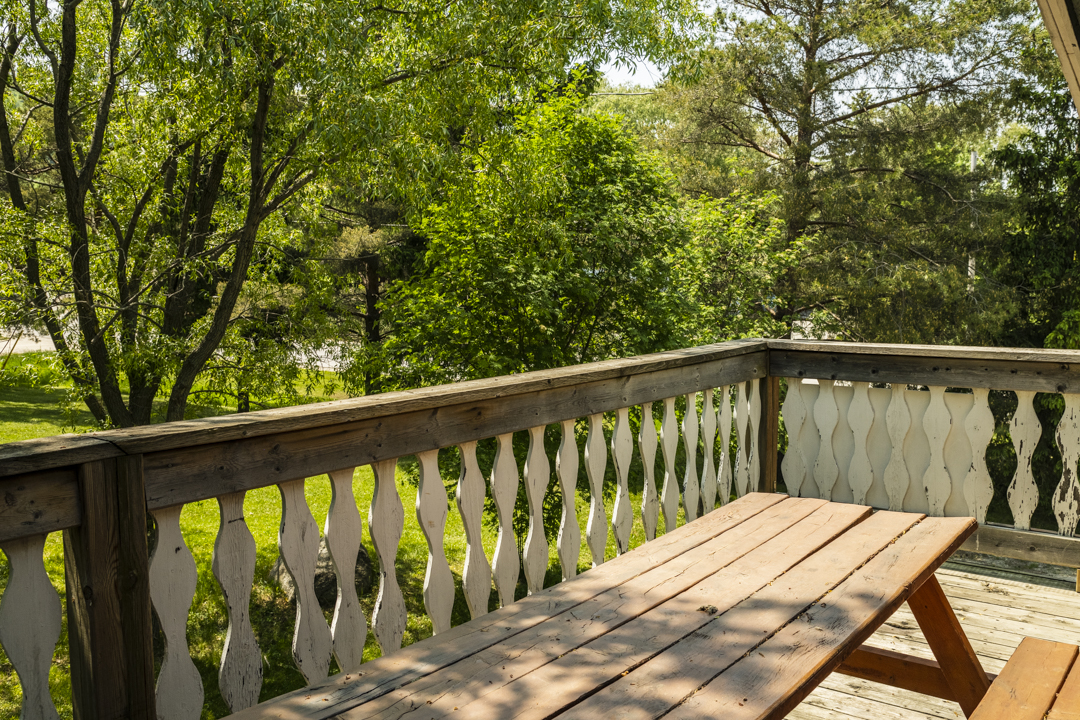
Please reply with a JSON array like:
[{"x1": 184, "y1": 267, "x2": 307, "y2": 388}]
[{"x1": 0, "y1": 354, "x2": 692, "y2": 719}]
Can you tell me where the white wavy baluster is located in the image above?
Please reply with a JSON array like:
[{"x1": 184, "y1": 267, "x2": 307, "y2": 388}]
[
  {"x1": 781, "y1": 379, "x2": 806, "y2": 496},
  {"x1": 1056, "y1": 394, "x2": 1080, "y2": 536},
  {"x1": 1009, "y1": 390, "x2": 1042, "y2": 530},
  {"x1": 523, "y1": 426, "x2": 551, "y2": 593},
  {"x1": 611, "y1": 407, "x2": 634, "y2": 555},
  {"x1": 943, "y1": 392, "x2": 975, "y2": 517},
  {"x1": 659, "y1": 397, "x2": 680, "y2": 531},
  {"x1": 0, "y1": 534, "x2": 61, "y2": 720},
  {"x1": 370, "y1": 458, "x2": 407, "y2": 651},
  {"x1": 748, "y1": 381, "x2": 762, "y2": 491},
  {"x1": 585, "y1": 413, "x2": 609, "y2": 566},
  {"x1": 681, "y1": 393, "x2": 700, "y2": 521},
  {"x1": 734, "y1": 382, "x2": 750, "y2": 496},
  {"x1": 325, "y1": 468, "x2": 366, "y2": 670},
  {"x1": 213, "y1": 492, "x2": 262, "y2": 711},
  {"x1": 717, "y1": 386, "x2": 733, "y2": 503},
  {"x1": 700, "y1": 390, "x2": 718, "y2": 513},
  {"x1": 556, "y1": 419, "x2": 582, "y2": 579},
  {"x1": 923, "y1": 386, "x2": 953, "y2": 517},
  {"x1": 883, "y1": 384, "x2": 912, "y2": 511},
  {"x1": 638, "y1": 405, "x2": 660, "y2": 540},
  {"x1": 813, "y1": 379, "x2": 839, "y2": 500},
  {"x1": 150, "y1": 505, "x2": 203, "y2": 719},
  {"x1": 490, "y1": 433, "x2": 521, "y2": 605},
  {"x1": 416, "y1": 451, "x2": 454, "y2": 633},
  {"x1": 847, "y1": 383, "x2": 874, "y2": 506},
  {"x1": 456, "y1": 441, "x2": 492, "y2": 616},
  {"x1": 278, "y1": 478, "x2": 332, "y2": 681},
  {"x1": 963, "y1": 388, "x2": 995, "y2": 523}
]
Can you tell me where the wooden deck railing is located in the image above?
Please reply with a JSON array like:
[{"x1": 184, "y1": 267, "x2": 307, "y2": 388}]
[
  {"x1": 773, "y1": 341, "x2": 1080, "y2": 567},
  {"x1": 0, "y1": 338, "x2": 769, "y2": 720},
  {"x1": 3, "y1": 337, "x2": 1080, "y2": 719}
]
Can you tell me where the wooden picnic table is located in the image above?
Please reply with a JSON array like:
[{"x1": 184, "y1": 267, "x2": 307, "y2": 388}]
[{"x1": 233, "y1": 493, "x2": 991, "y2": 720}]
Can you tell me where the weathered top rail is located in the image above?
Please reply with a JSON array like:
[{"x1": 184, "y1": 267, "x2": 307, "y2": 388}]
[
  {"x1": 0, "y1": 339, "x2": 767, "y2": 478},
  {"x1": 771, "y1": 340, "x2": 1080, "y2": 393}
]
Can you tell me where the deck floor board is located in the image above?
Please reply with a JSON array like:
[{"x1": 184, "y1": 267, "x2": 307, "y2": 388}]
[{"x1": 793, "y1": 562, "x2": 1080, "y2": 720}]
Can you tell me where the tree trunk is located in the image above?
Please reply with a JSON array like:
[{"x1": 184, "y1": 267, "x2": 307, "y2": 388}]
[{"x1": 364, "y1": 254, "x2": 381, "y2": 395}]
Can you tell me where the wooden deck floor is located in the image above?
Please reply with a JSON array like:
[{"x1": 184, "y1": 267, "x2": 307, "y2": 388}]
[{"x1": 790, "y1": 552, "x2": 1080, "y2": 720}]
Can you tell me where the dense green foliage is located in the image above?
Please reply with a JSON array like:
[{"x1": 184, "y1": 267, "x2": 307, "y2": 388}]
[
  {"x1": 992, "y1": 37, "x2": 1080, "y2": 349},
  {"x1": 651, "y1": 0, "x2": 1035, "y2": 340},
  {"x1": 366, "y1": 95, "x2": 788, "y2": 390}
]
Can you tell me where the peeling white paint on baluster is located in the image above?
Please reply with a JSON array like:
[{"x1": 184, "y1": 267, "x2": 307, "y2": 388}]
[
  {"x1": 902, "y1": 390, "x2": 932, "y2": 513},
  {"x1": 923, "y1": 386, "x2": 954, "y2": 517},
  {"x1": 660, "y1": 397, "x2": 680, "y2": 531},
  {"x1": 212, "y1": 492, "x2": 262, "y2": 711},
  {"x1": 847, "y1": 383, "x2": 874, "y2": 505},
  {"x1": 0, "y1": 534, "x2": 61, "y2": 720},
  {"x1": 557, "y1": 420, "x2": 582, "y2": 578},
  {"x1": 734, "y1": 383, "x2": 750, "y2": 497},
  {"x1": 813, "y1": 379, "x2": 839, "y2": 500},
  {"x1": 278, "y1": 478, "x2": 333, "y2": 681},
  {"x1": 717, "y1": 386, "x2": 733, "y2": 504},
  {"x1": 748, "y1": 381, "x2": 762, "y2": 491},
  {"x1": 638, "y1": 406, "x2": 660, "y2": 540},
  {"x1": 150, "y1": 505, "x2": 204, "y2": 719},
  {"x1": 963, "y1": 388, "x2": 995, "y2": 524},
  {"x1": 370, "y1": 458, "x2": 407, "y2": 651},
  {"x1": 1009, "y1": 390, "x2": 1042, "y2": 531},
  {"x1": 700, "y1": 390, "x2": 718, "y2": 513},
  {"x1": 416, "y1": 451, "x2": 454, "y2": 632},
  {"x1": 682, "y1": 393, "x2": 700, "y2": 521},
  {"x1": 883, "y1": 384, "x2": 912, "y2": 511},
  {"x1": 523, "y1": 426, "x2": 551, "y2": 593},
  {"x1": 490, "y1": 434, "x2": 521, "y2": 605},
  {"x1": 456, "y1": 441, "x2": 492, "y2": 616},
  {"x1": 942, "y1": 392, "x2": 974, "y2": 518},
  {"x1": 611, "y1": 408, "x2": 634, "y2": 555},
  {"x1": 1056, "y1": 394, "x2": 1080, "y2": 536},
  {"x1": 325, "y1": 469, "x2": 366, "y2": 671},
  {"x1": 585, "y1": 413, "x2": 609, "y2": 566},
  {"x1": 781, "y1": 379, "x2": 807, "y2": 497}
]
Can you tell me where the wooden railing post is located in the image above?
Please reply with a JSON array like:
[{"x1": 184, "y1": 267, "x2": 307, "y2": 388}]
[
  {"x1": 64, "y1": 455, "x2": 156, "y2": 720},
  {"x1": 758, "y1": 375, "x2": 780, "y2": 493}
]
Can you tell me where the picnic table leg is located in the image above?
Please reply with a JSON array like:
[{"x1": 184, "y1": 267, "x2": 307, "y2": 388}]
[{"x1": 907, "y1": 574, "x2": 991, "y2": 717}]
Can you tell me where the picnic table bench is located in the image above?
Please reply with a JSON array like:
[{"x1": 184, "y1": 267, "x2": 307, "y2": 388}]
[
  {"x1": 971, "y1": 637, "x2": 1080, "y2": 720},
  {"x1": 230, "y1": 492, "x2": 994, "y2": 720}
]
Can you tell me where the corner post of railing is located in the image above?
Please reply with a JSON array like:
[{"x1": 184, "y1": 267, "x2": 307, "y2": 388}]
[
  {"x1": 758, "y1": 349, "x2": 780, "y2": 493},
  {"x1": 64, "y1": 454, "x2": 156, "y2": 719}
]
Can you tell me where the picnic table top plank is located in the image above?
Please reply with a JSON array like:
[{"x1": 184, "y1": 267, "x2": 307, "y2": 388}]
[
  {"x1": 334, "y1": 496, "x2": 848, "y2": 720},
  {"x1": 658, "y1": 514, "x2": 976, "y2": 720},
  {"x1": 230, "y1": 492, "x2": 786, "y2": 720},
  {"x1": 374, "y1": 501, "x2": 873, "y2": 720},
  {"x1": 979, "y1": 637, "x2": 1077, "y2": 720}
]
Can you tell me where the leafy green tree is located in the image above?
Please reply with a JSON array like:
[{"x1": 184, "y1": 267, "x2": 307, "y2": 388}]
[
  {"x1": 0, "y1": 0, "x2": 704, "y2": 426},
  {"x1": 992, "y1": 30, "x2": 1080, "y2": 349},
  {"x1": 664, "y1": 0, "x2": 1031, "y2": 338},
  {"x1": 368, "y1": 94, "x2": 789, "y2": 391}
]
